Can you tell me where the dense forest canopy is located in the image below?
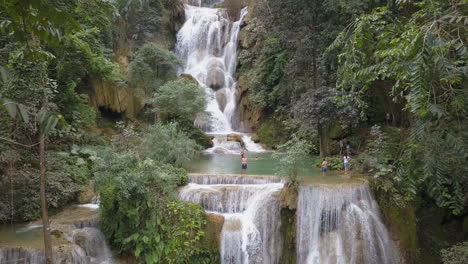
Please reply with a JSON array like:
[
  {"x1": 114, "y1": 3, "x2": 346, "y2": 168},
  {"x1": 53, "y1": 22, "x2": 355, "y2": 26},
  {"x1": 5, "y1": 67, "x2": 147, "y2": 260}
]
[{"x1": 0, "y1": 0, "x2": 467, "y2": 263}]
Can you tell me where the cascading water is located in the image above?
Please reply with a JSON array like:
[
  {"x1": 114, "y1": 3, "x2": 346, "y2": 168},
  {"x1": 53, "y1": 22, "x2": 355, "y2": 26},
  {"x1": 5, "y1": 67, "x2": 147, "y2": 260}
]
[
  {"x1": 176, "y1": 2, "x2": 264, "y2": 153},
  {"x1": 0, "y1": 226, "x2": 114, "y2": 264},
  {"x1": 297, "y1": 184, "x2": 398, "y2": 264},
  {"x1": 180, "y1": 174, "x2": 284, "y2": 264}
]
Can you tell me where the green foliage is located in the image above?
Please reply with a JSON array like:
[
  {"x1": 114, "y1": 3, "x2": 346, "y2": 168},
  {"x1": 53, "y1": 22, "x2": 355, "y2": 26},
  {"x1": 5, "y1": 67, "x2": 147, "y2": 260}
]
[
  {"x1": 95, "y1": 150, "x2": 217, "y2": 263},
  {"x1": 0, "y1": 149, "x2": 92, "y2": 222},
  {"x1": 150, "y1": 79, "x2": 206, "y2": 122},
  {"x1": 139, "y1": 122, "x2": 201, "y2": 168},
  {"x1": 315, "y1": 156, "x2": 343, "y2": 171},
  {"x1": 273, "y1": 137, "x2": 312, "y2": 188},
  {"x1": 249, "y1": 37, "x2": 288, "y2": 108},
  {"x1": 332, "y1": 0, "x2": 468, "y2": 214},
  {"x1": 177, "y1": 119, "x2": 213, "y2": 149},
  {"x1": 293, "y1": 87, "x2": 359, "y2": 131},
  {"x1": 441, "y1": 241, "x2": 468, "y2": 264},
  {"x1": 128, "y1": 43, "x2": 183, "y2": 92},
  {"x1": 256, "y1": 115, "x2": 291, "y2": 148},
  {"x1": 359, "y1": 125, "x2": 416, "y2": 207}
]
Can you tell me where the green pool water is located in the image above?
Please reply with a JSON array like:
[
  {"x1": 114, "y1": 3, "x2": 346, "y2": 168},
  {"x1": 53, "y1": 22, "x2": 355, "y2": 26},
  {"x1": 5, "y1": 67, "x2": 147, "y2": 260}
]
[
  {"x1": 187, "y1": 152, "x2": 317, "y2": 176},
  {"x1": 0, "y1": 224, "x2": 44, "y2": 248},
  {"x1": 187, "y1": 152, "x2": 364, "y2": 185}
]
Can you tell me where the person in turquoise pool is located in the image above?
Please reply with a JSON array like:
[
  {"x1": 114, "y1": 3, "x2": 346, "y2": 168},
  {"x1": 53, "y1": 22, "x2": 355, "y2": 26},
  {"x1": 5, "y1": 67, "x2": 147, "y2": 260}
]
[{"x1": 241, "y1": 155, "x2": 248, "y2": 173}]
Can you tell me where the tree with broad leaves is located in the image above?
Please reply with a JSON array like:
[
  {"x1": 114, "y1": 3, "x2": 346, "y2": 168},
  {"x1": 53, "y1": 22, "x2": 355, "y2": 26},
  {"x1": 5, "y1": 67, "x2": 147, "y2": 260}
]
[{"x1": 293, "y1": 86, "x2": 359, "y2": 157}]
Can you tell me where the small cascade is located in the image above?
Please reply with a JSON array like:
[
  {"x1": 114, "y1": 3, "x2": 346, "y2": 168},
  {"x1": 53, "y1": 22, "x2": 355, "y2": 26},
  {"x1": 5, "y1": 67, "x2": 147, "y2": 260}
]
[
  {"x1": 297, "y1": 184, "x2": 398, "y2": 264},
  {"x1": 205, "y1": 135, "x2": 244, "y2": 154},
  {"x1": 0, "y1": 226, "x2": 114, "y2": 264},
  {"x1": 180, "y1": 174, "x2": 284, "y2": 264}
]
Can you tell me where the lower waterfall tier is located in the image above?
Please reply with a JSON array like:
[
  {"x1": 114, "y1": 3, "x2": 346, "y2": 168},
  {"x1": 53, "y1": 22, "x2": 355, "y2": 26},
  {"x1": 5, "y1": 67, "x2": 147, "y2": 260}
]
[{"x1": 297, "y1": 184, "x2": 398, "y2": 264}]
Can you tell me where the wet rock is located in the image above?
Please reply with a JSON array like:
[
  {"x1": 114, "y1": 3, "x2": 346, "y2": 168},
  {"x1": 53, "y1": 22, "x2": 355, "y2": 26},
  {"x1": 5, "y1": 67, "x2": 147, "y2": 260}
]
[
  {"x1": 279, "y1": 187, "x2": 297, "y2": 210},
  {"x1": 77, "y1": 186, "x2": 95, "y2": 204},
  {"x1": 226, "y1": 133, "x2": 245, "y2": 147},
  {"x1": 205, "y1": 213, "x2": 225, "y2": 248},
  {"x1": 206, "y1": 67, "x2": 225, "y2": 91},
  {"x1": 216, "y1": 88, "x2": 228, "y2": 112},
  {"x1": 251, "y1": 134, "x2": 260, "y2": 143}
]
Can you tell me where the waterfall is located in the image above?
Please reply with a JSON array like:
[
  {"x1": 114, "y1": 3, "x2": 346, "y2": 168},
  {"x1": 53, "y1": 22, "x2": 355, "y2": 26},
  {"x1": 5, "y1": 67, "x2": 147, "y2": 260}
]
[
  {"x1": 180, "y1": 174, "x2": 284, "y2": 264},
  {"x1": 0, "y1": 226, "x2": 114, "y2": 264},
  {"x1": 176, "y1": 2, "x2": 264, "y2": 153},
  {"x1": 297, "y1": 184, "x2": 398, "y2": 264}
]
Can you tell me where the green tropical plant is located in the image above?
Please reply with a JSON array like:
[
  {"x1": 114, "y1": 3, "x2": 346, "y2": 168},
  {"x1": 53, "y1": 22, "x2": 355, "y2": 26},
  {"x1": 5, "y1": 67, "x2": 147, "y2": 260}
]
[
  {"x1": 139, "y1": 122, "x2": 201, "y2": 168},
  {"x1": 128, "y1": 43, "x2": 183, "y2": 93},
  {"x1": 330, "y1": 0, "x2": 468, "y2": 214},
  {"x1": 273, "y1": 136, "x2": 312, "y2": 188},
  {"x1": 150, "y1": 78, "x2": 206, "y2": 122}
]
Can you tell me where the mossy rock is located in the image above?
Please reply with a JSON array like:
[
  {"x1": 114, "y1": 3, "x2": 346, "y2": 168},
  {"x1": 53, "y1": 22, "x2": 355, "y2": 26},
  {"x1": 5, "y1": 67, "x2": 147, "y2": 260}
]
[
  {"x1": 279, "y1": 208, "x2": 296, "y2": 264},
  {"x1": 226, "y1": 133, "x2": 245, "y2": 148},
  {"x1": 380, "y1": 205, "x2": 419, "y2": 263},
  {"x1": 77, "y1": 185, "x2": 96, "y2": 204}
]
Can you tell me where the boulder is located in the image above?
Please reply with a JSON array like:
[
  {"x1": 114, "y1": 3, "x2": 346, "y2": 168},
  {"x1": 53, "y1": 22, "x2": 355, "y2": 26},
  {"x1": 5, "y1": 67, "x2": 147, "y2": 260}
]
[
  {"x1": 216, "y1": 88, "x2": 227, "y2": 112},
  {"x1": 227, "y1": 133, "x2": 245, "y2": 148},
  {"x1": 251, "y1": 134, "x2": 260, "y2": 143},
  {"x1": 206, "y1": 68, "x2": 225, "y2": 91}
]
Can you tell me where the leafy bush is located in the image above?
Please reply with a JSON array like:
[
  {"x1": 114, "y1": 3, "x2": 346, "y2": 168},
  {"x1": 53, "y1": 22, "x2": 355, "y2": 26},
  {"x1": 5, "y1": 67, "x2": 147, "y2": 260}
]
[
  {"x1": 94, "y1": 150, "x2": 217, "y2": 263},
  {"x1": 357, "y1": 125, "x2": 415, "y2": 207},
  {"x1": 256, "y1": 115, "x2": 291, "y2": 148},
  {"x1": 128, "y1": 43, "x2": 182, "y2": 93},
  {"x1": 150, "y1": 78, "x2": 205, "y2": 122},
  {"x1": 139, "y1": 122, "x2": 201, "y2": 167},
  {"x1": 273, "y1": 137, "x2": 312, "y2": 188},
  {"x1": 441, "y1": 241, "x2": 468, "y2": 264}
]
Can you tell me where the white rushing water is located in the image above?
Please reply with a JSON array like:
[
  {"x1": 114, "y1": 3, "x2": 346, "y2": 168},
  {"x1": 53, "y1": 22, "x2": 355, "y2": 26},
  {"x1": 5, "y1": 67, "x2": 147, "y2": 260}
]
[
  {"x1": 297, "y1": 184, "x2": 398, "y2": 264},
  {"x1": 180, "y1": 174, "x2": 284, "y2": 264},
  {"x1": 176, "y1": 3, "x2": 264, "y2": 153}
]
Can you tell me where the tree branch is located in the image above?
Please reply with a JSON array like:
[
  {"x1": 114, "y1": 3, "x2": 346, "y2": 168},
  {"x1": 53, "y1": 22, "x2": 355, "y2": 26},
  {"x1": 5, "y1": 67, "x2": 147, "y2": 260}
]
[{"x1": 0, "y1": 136, "x2": 38, "y2": 148}]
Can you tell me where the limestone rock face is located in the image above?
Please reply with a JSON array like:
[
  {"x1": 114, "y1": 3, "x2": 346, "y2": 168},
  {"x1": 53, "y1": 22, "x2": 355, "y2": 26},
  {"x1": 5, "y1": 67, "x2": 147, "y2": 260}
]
[
  {"x1": 205, "y1": 212, "x2": 225, "y2": 248},
  {"x1": 236, "y1": 3, "x2": 265, "y2": 131},
  {"x1": 279, "y1": 187, "x2": 298, "y2": 210},
  {"x1": 227, "y1": 133, "x2": 245, "y2": 147},
  {"x1": 89, "y1": 79, "x2": 143, "y2": 119}
]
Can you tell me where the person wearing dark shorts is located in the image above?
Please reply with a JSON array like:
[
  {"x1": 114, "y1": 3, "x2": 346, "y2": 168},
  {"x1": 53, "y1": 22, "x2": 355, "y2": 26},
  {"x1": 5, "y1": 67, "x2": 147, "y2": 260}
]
[{"x1": 241, "y1": 156, "x2": 248, "y2": 172}]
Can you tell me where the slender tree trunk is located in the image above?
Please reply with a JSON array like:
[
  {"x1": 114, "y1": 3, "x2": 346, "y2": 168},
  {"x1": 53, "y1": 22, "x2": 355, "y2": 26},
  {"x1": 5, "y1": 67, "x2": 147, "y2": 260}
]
[
  {"x1": 318, "y1": 124, "x2": 330, "y2": 158},
  {"x1": 39, "y1": 131, "x2": 53, "y2": 263}
]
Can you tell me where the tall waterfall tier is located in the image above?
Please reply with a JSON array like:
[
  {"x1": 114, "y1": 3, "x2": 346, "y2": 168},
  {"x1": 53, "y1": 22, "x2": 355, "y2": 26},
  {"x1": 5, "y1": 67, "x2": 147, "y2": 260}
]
[
  {"x1": 176, "y1": 5, "x2": 247, "y2": 133},
  {"x1": 180, "y1": 174, "x2": 284, "y2": 264},
  {"x1": 297, "y1": 184, "x2": 398, "y2": 264}
]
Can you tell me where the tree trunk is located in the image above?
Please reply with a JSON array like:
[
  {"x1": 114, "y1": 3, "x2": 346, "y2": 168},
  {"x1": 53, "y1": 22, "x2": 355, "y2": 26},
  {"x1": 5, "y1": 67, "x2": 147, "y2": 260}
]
[
  {"x1": 39, "y1": 131, "x2": 53, "y2": 263},
  {"x1": 318, "y1": 124, "x2": 330, "y2": 158}
]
